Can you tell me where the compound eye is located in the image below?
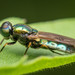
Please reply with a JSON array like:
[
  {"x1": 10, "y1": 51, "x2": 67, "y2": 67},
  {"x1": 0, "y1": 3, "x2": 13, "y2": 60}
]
[
  {"x1": 57, "y1": 44, "x2": 67, "y2": 51},
  {"x1": 2, "y1": 21, "x2": 12, "y2": 33},
  {"x1": 2, "y1": 24, "x2": 9, "y2": 33},
  {"x1": 3, "y1": 24, "x2": 8, "y2": 28},
  {"x1": 49, "y1": 42, "x2": 57, "y2": 48}
]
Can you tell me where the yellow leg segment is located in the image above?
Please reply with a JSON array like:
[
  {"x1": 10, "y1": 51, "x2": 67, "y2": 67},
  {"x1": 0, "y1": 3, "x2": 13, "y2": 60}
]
[{"x1": 24, "y1": 42, "x2": 31, "y2": 55}]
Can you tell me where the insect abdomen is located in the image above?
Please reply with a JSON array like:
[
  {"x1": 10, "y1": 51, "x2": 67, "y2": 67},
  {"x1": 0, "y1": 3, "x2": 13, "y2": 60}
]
[{"x1": 40, "y1": 39, "x2": 74, "y2": 53}]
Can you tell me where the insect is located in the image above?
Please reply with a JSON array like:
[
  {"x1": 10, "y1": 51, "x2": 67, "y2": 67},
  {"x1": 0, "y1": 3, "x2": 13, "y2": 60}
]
[{"x1": 0, "y1": 21, "x2": 75, "y2": 55}]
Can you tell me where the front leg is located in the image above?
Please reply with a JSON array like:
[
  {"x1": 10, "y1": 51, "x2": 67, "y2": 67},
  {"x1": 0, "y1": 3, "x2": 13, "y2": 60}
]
[
  {"x1": 0, "y1": 39, "x2": 4, "y2": 45},
  {"x1": 24, "y1": 42, "x2": 31, "y2": 55},
  {"x1": 0, "y1": 42, "x2": 16, "y2": 53}
]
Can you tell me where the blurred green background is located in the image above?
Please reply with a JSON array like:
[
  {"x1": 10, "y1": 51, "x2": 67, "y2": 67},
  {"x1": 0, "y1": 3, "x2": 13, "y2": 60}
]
[
  {"x1": 0, "y1": 0, "x2": 75, "y2": 75},
  {"x1": 0, "y1": 0, "x2": 75, "y2": 23}
]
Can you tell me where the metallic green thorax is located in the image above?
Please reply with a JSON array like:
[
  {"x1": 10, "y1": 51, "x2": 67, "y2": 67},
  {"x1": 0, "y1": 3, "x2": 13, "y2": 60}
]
[
  {"x1": 12, "y1": 24, "x2": 38, "y2": 45},
  {"x1": 13, "y1": 24, "x2": 38, "y2": 34}
]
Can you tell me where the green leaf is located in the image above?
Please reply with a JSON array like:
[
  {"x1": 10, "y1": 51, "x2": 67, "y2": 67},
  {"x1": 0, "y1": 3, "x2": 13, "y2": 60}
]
[{"x1": 0, "y1": 18, "x2": 75, "y2": 75}]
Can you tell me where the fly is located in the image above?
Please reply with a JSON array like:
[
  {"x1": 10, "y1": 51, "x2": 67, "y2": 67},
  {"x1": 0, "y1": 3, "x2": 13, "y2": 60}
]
[{"x1": 0, "y1": 21, "x2": 75, "y2": 55}]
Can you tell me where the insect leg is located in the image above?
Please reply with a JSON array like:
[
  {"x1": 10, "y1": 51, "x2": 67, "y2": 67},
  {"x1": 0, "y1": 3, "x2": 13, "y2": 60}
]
[
  {"x1": 50, "y1": 50, "x2": 63, "y2": 55},
  {"x1": 0, "y1": 42, "x2": 16, "y2": 53},
  {"x1": 24, "y1": 42, "x2": 31, "y2": 55},
  {"x1": 41, "y1": 44, "x2": 48, "y2": 48},
  {"x1": 0, "y1": 39, "x2": 4, "y2": 45}
]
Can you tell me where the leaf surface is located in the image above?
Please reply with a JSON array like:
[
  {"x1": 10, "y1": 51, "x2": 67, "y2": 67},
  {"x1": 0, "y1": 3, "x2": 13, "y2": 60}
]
[{"x1": 0, "y1": 18, "x2": 75, "y2": 75}]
